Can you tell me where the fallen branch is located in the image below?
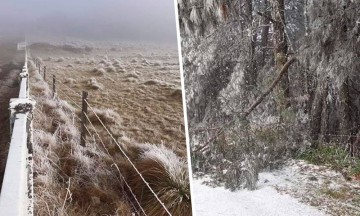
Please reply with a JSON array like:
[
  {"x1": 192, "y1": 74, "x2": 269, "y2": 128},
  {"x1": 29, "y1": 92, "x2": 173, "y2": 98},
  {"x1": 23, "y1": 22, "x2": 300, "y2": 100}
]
[
  {"x1": 243, "y1": 57, "x2": 296, "y2": 118},
  {"x1": 193, "y1": 57, "x2": 297, "y2": 153}
]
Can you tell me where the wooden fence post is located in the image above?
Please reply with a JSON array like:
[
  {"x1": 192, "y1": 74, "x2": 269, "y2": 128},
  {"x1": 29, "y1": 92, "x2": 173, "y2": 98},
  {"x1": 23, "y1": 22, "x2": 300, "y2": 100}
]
[
  {"x1": 52, "y1": 75, "x2": 56, "y2": 97},
  {"x1": 43, "y1": 66, "x2": 46, "y2": 81},
  {"x1": 80, "y1": 91, "x2": 88, "y2": 147}
]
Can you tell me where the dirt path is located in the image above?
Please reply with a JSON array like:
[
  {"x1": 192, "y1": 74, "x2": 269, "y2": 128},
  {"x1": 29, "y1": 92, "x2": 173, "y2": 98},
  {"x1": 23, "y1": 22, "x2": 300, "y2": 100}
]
[{"x1": 0, "y1": 39, "x2": 24, "y2": 189}]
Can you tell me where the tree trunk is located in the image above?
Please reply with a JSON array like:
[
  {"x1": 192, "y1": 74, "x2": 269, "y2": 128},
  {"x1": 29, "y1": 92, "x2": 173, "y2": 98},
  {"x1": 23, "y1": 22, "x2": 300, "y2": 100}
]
[
  {"x1": 310, "y1": 78, "x2": 328, "y2": 148},
  {"x1": 243, "y1": 0, "x2": 257, "y2": 89},
  {"x1": 271, "y1": 0, "x2": 290, "y2": 108},
  {"x1": 339, "y1": 77, "x2": 353, "y2": 152},
  {"x1": 259, "y1": 0, "x2": 270, "y2": 68}
]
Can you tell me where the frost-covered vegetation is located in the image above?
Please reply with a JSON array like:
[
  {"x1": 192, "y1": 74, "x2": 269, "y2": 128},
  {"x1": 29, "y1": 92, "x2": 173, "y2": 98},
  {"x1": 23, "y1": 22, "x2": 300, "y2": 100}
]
[
  {"x1": 28, "y1": 49, "x2": 191, "y2": 215},
  {"x1": 179, "y1": 0, "x2": 360, "y2": 198}
]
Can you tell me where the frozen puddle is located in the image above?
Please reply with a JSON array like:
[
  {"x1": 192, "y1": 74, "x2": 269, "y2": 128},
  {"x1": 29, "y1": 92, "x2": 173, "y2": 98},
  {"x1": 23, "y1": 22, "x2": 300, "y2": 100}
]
[{"x1": 192, "y1": 160, "x2": 333, "y2": 216}]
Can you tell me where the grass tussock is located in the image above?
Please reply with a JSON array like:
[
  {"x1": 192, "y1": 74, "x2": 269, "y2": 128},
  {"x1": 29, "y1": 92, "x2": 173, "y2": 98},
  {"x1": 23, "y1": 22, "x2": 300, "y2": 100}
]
[
  {"x1": 57, "y1": 57, "x2": 65, "y2": 62},
  {"x1": 88, "y1": 108, "x2": 122, "y2": 125},
  {"x1": 91, "y1": 67, "x2": 106, "y2": 76},
  {"x1": 299, "y1": 144, "x2": 360, "y2": 175},
  {"x1": 126, "y1": 144, "x2": 192, "y2": 216},
  {"x1": 87, "y1": 78, "x2": 104, "y2": 90}
]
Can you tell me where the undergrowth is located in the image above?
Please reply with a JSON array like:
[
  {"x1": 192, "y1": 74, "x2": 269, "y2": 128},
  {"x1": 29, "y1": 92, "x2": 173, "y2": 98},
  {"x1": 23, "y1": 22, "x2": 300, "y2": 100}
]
[{"x1": 298, "y1": 144, "x2": 360, "y2": 175}]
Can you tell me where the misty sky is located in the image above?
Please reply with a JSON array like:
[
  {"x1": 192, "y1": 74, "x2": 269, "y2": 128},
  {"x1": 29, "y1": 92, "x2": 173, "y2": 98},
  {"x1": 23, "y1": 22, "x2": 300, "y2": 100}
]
[{"x1": 0, "y1": 0, "x2": 178, "y2": 43}]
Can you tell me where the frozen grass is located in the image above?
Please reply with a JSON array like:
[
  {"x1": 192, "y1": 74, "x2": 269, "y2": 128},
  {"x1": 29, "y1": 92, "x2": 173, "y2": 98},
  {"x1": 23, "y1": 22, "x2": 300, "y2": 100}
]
[
  {"x1": 143, "y1": 80, "x2": 161, "y2": 85},
  {"x1": 57, "y1": 57, "x2": 65, "y2": 62},
  {"x1": 88, "y1": 108, "x2": 122, "y2": 125},
  {"x1": 106, "y1": 65, "x2": 116, "y2": 73},
  {"x1": 124, "y1": 69, "x2": 139, "y2": 79},
  {"x1": 74, "y1": 58, "x2": 82, "y2": 64},
  {"x1": 30, "y1": 66, "x2": 131, "y2": 215},
  {"x1": 28, "y1": 47, "x2": 189, "y2": 215},
  {"x1": 87, "y1": 77, "x2": 104, "y2": 90},
  {"x1": 91, "y1": 67, "x2": 106, "y2": 76},
  {"x1": 126, "y1": 143, "x2": 192, "y2": 216},
  {"x1": 141, "y1": 58, "x2": 149, "y2": 65}
]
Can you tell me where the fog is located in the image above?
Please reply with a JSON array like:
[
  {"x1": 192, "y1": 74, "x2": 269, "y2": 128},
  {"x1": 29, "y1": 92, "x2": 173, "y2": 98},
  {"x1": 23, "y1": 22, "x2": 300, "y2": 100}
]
[{"x1": 0, "y1": 0, "x2": 178, "y2": 43}]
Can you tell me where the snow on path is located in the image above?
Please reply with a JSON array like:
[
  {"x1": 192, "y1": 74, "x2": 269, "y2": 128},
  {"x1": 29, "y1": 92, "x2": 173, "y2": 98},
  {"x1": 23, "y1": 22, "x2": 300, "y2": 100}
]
[{"x1": 192, "y1": 168, "x2": 328, "y2": 216}]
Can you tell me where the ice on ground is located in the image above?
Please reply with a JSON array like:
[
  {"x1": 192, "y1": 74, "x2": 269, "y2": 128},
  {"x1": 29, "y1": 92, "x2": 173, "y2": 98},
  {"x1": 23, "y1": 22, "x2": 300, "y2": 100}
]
[{"x1": 192, "y1": 163, "x2": 329, "y2": 216}]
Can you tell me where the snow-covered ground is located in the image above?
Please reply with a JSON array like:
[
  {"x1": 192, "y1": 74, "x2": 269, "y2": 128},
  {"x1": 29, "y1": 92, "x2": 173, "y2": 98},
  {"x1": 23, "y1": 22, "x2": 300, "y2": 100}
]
[
  {"x1": 192, "y1": 160, "x2": 360, "y2": 216},
  {"x1": 192, "y1": 178, "x2": 326, "y2": 216}
]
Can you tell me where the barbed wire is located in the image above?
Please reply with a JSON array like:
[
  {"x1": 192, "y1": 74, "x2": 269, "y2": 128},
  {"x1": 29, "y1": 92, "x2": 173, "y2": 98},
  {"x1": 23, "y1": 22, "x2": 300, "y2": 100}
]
[
  {"x1": 56, "y1": 79, "x2": 82, "y2": 98},
  {"x1": 82, "y1": 110, "x2": 147, "y2": 215},
  {"x1": 55, "y1": 87, "x2": 82, "y2": 110},
  {"x1": 84, "y1": 99, "x2": 172, "y2": 216},
  {"x1": 34, "y1": 60, "x2": 171, "y2": 215}
]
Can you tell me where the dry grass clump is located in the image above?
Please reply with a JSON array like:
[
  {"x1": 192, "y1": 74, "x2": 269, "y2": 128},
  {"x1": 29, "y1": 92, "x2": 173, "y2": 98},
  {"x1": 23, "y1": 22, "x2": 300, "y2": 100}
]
[
  {"x1": 99, "y1": 59, "x2": 109, "y2": 65},
  {"x1": 123, "y1": 78, "x2": 138, "y2": 83},
  {"x1": 31, "y1": 80, "x2": 52, "y2": 98},
  {"x1": 34, "y1": 130, "x2": 57, "y2": 149},
  {"x1": 112, "y1": 59, "x2": 121, "y2": 66},
  {"x1": 126, "y1": 144, "x2": 192, "y2": 216},
  {"x1": 143, "y1": 80, "x2": 161, "y2": 86},
  {"x1": 112, "y1": 60, "x2": 127, "y2": 73},
  {"x1": 28, "y1": 59, "x2": 36, "y2": 70},
  {"x1": 91, "y1": 67, "x2": 106, "y2": 76},
  {"x1": 170, "y1": 88, "x2": 183, "y2": 101},
  {"x1": 88, "y1": 108, "x2": 122, "y2": 125},
  {"x1": 106, "y1": 65, "x2": 117, "y2": 73},
  {"x1": 74, "y1": 58, "x2": 82, "y2": 64},
  {"x1": 124, "y1": 69, "x2": 139, "y2": 79},
  {"x1": 87, "y1": 77, "x2": 104, "y2": 90},
  {"x1": 64, "y1": 78, "x2": 77, "y2": 86},
  {"x1": 141, "y1": 58, "x2": 149, "y2": 65},
  {"x1": 57, "y1": 57, "x2": 65, "y2": 62},
  {"x1": 153, "y1": 61, "x2": 162, "y2": 67}
]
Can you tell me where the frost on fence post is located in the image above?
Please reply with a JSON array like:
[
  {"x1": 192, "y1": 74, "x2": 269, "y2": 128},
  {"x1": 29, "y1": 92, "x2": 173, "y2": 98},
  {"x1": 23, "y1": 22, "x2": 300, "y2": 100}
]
[
  {"x1": 9, "y1": 98, "x2": 36, "y2": 134},
  {"x1": 52, "y1": 75, "x2": 56, "y2": 98},
  {"x1": 80, "y1": 91, "x2": 88, "y2": 147},
  {"x1": 44, "y1": 66, "x2": 46, "y2": 81}
]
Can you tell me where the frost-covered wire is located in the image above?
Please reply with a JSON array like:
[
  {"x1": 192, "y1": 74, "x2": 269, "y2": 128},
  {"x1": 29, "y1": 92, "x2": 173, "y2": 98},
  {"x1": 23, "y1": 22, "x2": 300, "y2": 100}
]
[
  {"x1": 56, "y1": 79, "x2": 82, "y2": 98},
  {"x1": 82, "y1": 111, "x2": 147, "y2": 215},
  {"x1": 55, "y1": 87, "x2": 82, "y2": 110},
  {"x1": 84, "y1": 99, "x2": 172, "y2": 216}
]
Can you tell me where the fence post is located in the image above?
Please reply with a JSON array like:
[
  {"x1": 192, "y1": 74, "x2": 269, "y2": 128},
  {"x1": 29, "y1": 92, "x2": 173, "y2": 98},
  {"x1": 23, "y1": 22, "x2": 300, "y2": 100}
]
[
  {"x1": 52, "y1": 75, "x2": 56, "y2": 98},
  {"x1": 80, "y1": 91, "x2": 88, "y2": 147},
  {"x1": 43, "y1": 66, "x2": 46, "y2": 81}
]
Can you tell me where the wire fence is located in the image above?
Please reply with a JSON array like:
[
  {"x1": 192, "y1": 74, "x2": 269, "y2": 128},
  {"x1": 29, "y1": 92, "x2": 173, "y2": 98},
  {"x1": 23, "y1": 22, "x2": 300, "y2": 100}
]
[{"x1": 34, "y1": 59, "x2": 172, "y2": 216}]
